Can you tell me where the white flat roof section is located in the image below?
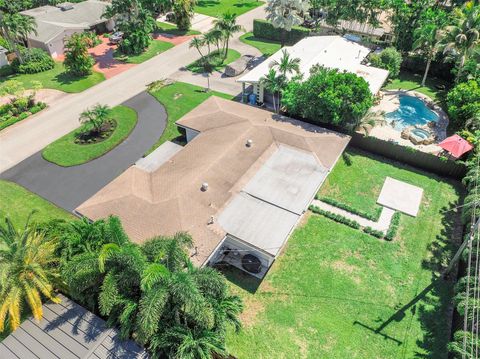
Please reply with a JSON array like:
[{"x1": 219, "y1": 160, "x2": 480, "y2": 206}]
[
  {"x1": 218, "y1": 192, "x2": 300, "y2": 257},
  {"x1": 377, "y1": 177, "x2": 424, "y2": 217},
  {"x1": 243, "y1": 145, "x2": 327, "y2": 215},
  {"x1": 135, "y1": 141, "x2": 183, "y2": 173}
]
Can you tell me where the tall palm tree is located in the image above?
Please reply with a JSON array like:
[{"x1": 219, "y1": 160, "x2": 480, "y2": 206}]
[
  {"x1": 189, "y1": 37, "x2": 206, "y2": 59},
  {"x1": 271, "y1": 49, "x2": 301, "y2": 79},
  {"x1": 0, "y1": 13, "x2": 37, "y2": 64},
  {"x1": 413, "y1": 23, "x2": 441, "y2": 86},
  {"x1": 213, "y1": 12, "x2": 244, "y2": 59},
  {"x1": 265, "y1": 0, "x2": 310, "y2": 47},
  {"x1": 439, "y1": 1, "x2": 480, "y2": 82},
  {"x1": 260, "y1": 68, "x2": 283, "y2": 113},
  {"x1": 0, "y1": 213, "x2": 61, "y2": 332}
]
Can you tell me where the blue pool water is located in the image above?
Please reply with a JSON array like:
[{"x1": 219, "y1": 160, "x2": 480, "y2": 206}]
[{"x1": 385, "y1": 95, "x2": 439, "y2": 131}]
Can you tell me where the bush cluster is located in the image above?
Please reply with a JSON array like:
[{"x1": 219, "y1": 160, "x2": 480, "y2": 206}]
[
  {"x1": 318, "y1": 196, "x2": 382, "y2": 221},
  {"x1": 12, "y1": 48, "x2": 55, "y2": 74},
  {"x1": 363, "y1": 226, "x2": 384, "y2": 238},
  {"x1": 369, "y1": 47, "x2": 402, "y2": 79},
  {"x1": 309, "y1": 205, "x2": 361, "y2": 229},
  {"x1": 253, "y1": 19, "x2": 310, "y2": 45},
  {"x1": 0, "y1": 101, "x2": 46, "y2": 131},
  {"x1": 385, "y1": 212, "x2": 401, "y2": 241}
]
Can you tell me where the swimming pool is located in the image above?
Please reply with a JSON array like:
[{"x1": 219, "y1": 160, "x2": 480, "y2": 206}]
[{"x1": 385, "y1": 95, "x2": 439, "y2": 131}]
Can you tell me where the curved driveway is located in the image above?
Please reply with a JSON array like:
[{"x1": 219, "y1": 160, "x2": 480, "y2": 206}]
[{"x1": 0, "y1": 92, "x2": 167, "y2": 212}]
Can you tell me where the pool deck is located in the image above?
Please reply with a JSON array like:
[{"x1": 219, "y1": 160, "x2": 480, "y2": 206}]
[{"x1": 367, "y1": 90, "x2": 448, "y2": 154}]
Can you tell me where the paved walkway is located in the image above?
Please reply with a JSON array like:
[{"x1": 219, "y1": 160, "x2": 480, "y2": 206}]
[
  {"x1": 0, "y1": 4, "x2": 266, "y2": 174},
  {"x1": 311, "y1": 199, "x2": 395, "y2": 232},
  {"x1": 0, "y1": 92, "x2": 167, "y2": 212}
]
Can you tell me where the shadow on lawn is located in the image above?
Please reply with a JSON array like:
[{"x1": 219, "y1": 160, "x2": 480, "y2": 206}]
[
  {"x1": 214, "y1": 261, "x2": 262, "y2": 293},
  {"x1": 54, "y1": 72, "x2": 89, "y2": 85}
]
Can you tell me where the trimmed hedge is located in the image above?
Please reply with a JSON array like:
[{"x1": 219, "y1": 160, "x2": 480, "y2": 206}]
[
  {"x1": 385, "y1": 212, "x2": 401, "y2": 241},
  {"x1": 363, "y1": 226, "x2": 384, "y2": 238},
  {"x1": 253, "y1": 19, "x2": 310, "y2": 45},
  {"x1": 317, "y1": 196, "x2": 382, "y2": 221},
  {"x1": 309, "y1": 205, "x2": 360, "y2": 229}
]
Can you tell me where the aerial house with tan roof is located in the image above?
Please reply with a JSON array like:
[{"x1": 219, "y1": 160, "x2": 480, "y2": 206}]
[{"x1": 76, "y1": 97, "x2": 350, "y2": 278}]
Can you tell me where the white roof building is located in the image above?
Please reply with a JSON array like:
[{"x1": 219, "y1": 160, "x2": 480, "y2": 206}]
[{"x1": 238, "y1": 36, "x2": 389, "y2": 102}]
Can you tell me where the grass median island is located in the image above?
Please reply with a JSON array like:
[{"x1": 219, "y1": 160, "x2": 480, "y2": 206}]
[
  {"x1": 156, "y1": 21, "x2": 201, "y2": 36},
  {"x1": 195, "y1": 0, "x2": 264, "y2": 17},
  {"x1": 186, "y1": 49, "x2": 241, "y2": 74},
  {"x1": 0, "y1": 62, "x2": 105, "y2": 93},
  {"x1": 114, "y1": 40, "x2": 174, "y2": 64},
  {"x1": 146, "y1": 81, "x2": 232, "y2": 155},
  {"x1": 226, "y1": 149, "x2": 461, "y2": 358},
  {"x1": 239, "y1": 32, "x2": 281, "y2": 56},
  {"x1": 42, "y1": 105, "x2": 137, "y2": 166}
]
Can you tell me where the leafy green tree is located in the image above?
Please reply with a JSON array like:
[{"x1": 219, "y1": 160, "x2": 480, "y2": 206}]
[
  {"x1": 369, "y1": 47, "x2": 402, "y2": 79},
  {"x1": 260, "y1": 68, "x2": 284, "y2": 113},
  {"x1": 173, "y1": 0, "x2": 196, "y2": 31},
  {"x1": 282, "y1": 65, "x2": 373, "y2": 128},
  {"x1": 439, "y1": 1, "x2": 480, "y2": 82},
  {"x1": 64, "y1": 33, "x2": 94, "y2": 76},
  {"x1": 0, "y1": 213, "x2": 61, "y2": 332},
  {"x1": 446, "y1": 80, "x2": 480, "y2": 130},
  {"x1": 213, "y1": 12, "x2": 244, "y2": 59},
  {"x1": 79, "y1": 104, "x2": 111, "y2": 135},
  {"x1": 0, "y1": 12, "x2": 37, "y2": 64},
  {"x1": 265, "y1": 0, "x2": 310, "y2": 46},
  {"x1": 413, "y1": 23, "x2": 441, "y2": 86}
]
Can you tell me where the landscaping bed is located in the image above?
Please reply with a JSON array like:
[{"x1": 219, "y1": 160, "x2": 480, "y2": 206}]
[
  {"x1": 42, "y1": 105, "x2": 137, "y2": 166},
  {"x1": 239, "y1": 32, "x2": 281, "y2": 56},
  {"x1": 194, "y1": 0, "x2": 264, "y2": 17},
  {"x1": 186, "y1": 49, "x2": 241, "y2": 74},
  {"x1": 226, "y1": 149, "x2": 461, "y2": 358},
  {"x1": 114, "y1": 40, "x2": 174, "y2": 64},
  {"x1": 0, "y1": 101, "x2": 46, "y2": 131}
]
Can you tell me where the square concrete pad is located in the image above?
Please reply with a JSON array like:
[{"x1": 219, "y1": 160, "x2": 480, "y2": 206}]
[{"x1": 377, "y1": 177, "x2": 423, "y2": 217}]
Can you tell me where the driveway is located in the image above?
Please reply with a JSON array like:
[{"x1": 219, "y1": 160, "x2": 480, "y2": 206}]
[{"x1": 0, "y1": 92, "x2": 167, "y2": 212}]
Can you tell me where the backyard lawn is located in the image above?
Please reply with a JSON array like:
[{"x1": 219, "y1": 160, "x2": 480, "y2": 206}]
[
  {"x1": 147, "y1": 81, "x2": 232, "y2": 155},
  {"x1": 0, "y1": 62, "x2": 105, "y2": 93},
  {"x1": 186, "y1": 49, "x2": 241, "y2": 73},
  {"x1": 42, "y1": 105, "x2": 138, "y2": 166},
  {"x1": 156, "y1": 21, "x2": 201, "y2": 36},
  {"x1": 114, "y1": 40, "x2": 174, "y2": 64},
  {"x1": 226, "y1": 149, "x2": 461, "y2": 358},
  {"x1": 239, "y1": 32, "x2": 281, "y2": 56},
  {"x1": 383, "y1": 71, "x2": 447, "y2": 101},
  {"x1": 195, "y1": 0, "x2": 264, "y2": 17},
  {"x1": 0, "y1": 180, "x2": 74, "y2": 227}
]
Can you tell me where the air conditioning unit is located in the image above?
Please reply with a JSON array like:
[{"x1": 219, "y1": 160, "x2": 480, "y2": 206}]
[{"x1": 57, "y1": 3, "x2": 74, "y2": 11}]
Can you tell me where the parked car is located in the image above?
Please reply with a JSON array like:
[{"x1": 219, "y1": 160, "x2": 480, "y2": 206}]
[{"x1": 109, "y1": 31, "x2": 124, "y2": 44}]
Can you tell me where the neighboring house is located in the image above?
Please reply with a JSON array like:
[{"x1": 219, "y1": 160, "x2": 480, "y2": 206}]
[
  {"x1": 237, "y1": 35, "x2": 390, "y2": 104},
  {"x1": 76, "y1": 98, "x2": 350, "y2": 278},
  {"x1": 0, "y1": 294, "x2": 148, "y2": 359},
  {"x1": 20, "y1": 1, "x2": 114, "y2": 58}
]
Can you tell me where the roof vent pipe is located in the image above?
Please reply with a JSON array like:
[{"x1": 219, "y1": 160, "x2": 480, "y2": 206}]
[
  {"x1": 246, "y1": 139, "x2": 253, "y2": 147},
  {"x1": 201, "y1": 182, "x2": 209, "y2": 192}
]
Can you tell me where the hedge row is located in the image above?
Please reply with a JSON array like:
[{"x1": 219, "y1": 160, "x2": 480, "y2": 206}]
[
  {"x1": 317, "y1": 196, "x2": 382, "y2": 221},
  {"x1": 253, "y1": 19, "x2": 310, "y2": 45},
  {"x1": 385, "y1": 212, "x2": 401, "y2": 241},
  {"x1": 309, "y1": 205, "x2": 360, "y2": 229},
  {"x1": 363, "y1": 226, "x2": 384, "y2": 238}
]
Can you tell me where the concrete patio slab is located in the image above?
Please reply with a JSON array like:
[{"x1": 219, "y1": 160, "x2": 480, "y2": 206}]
[{"x1": 377, "y1": 177, "x2": 423, "y2": 216}]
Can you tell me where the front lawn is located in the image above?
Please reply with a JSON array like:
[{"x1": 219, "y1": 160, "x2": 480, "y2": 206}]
[
  {"x1": 42, "y1": 105, "x2": 137, "y2": 166},
  {"x1": 114, "y1": 40, "x2": 174, "y2": 64},
  {"x1": 147, "y1": 81, "x2": 232, "y2": 155},
  {"x1": 226, "y1": 149, "x2": 461, "y2": 358},
  {"x1": 195, "y1": 0, "x2": 264, "y2": 17},
  {"x1": 383, "y1": 71, "x2": 447, "y2": 101},
  {"x1": 0, "y1": 180, "x2": 74, "y2": 227},
  {"x1": 186, "y1": 49, "x2": 241, "y2": 73},
  {"x1": 0, "y1": 62, "x2": 105, "y2": 93},
  {"x1": 239, "y1": 32, "x2": 281, "y2": 56},
  {"x1": 156, "y1": 21, "x2": 201, "y2": 36}
]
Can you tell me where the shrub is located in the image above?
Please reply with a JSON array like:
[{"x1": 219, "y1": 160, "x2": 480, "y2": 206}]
[
  {"x1": 309, "y1": 205, "x2": 360, "y2": 229},
  {"x1": 0, "y1": 64, "x2": 14, "y2": 77},
  {"x1": 318, "y1": 196, "x2": 382, "y2": 221},
  {"x1": 369, "y1": 47, "x2": 402, "y2": 79},
  {"x1": 64, "y1": 33, "x2": 95, "y2": 76},
  {"x1": 30, "y1": 102, "x2": 46, "y2": 114},
  {"x1": 11, "y1": 48, "x2": 55, "y2": 74},
  {"x1": 17, "y1": 112, "x2": 29, "y2": 121},
  {"x1": 385, "y1": 212, "x2": 401, "y2": 241},
  {"x1": 446, "y1": 80, "x2": 480, "y2": 131},
  {"x1": 363, "y1": 226, "x2": 384, "y2": 238},
  {"x1": 253, "y1": 19, "x2": 309, "y2": 45}
]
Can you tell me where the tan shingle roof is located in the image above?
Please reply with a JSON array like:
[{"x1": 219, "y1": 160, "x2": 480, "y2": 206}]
[{"x1": 76, "y1": 97, "x2": 350, "y2": 265}]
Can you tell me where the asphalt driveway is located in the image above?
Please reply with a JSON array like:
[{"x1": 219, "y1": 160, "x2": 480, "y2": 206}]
[{"x1": 1, "y1": 92, "x2": 167, "y2": 212}]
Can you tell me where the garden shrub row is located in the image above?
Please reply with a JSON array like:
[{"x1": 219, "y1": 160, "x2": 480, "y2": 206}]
[
  {"x1": 309, "y1": 205, "x2": 360, "y2": 229},
  {"x1": 363, "y1": 226, "x2": 384, "y2": 238},
  {"x1": 385, "y1": 212, "x2": 401, "y2": 241},
  {"x1": 12, "y1": 48, "x2": 55, "y2": 74},
  {"x1": 0, "y1": 101, "x2": 46, "y2": 131},
  {"x1": 317, "y1": 196, "x2": 382, "y2": 221},
  {"x1": 253, "y1": 19, "x2": 310, "y2": 45}
]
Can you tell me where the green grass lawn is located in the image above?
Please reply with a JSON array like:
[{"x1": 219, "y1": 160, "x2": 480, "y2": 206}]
[
  {"x1": 156, "y1": 21, "x2": 201, "y2": 36},
  {"x1": 146, "y1": 81, "x2": 232, "y2": 155},
  {"x1": 42, "y1": 105, "x2": 137, "y2": 166},
  {"x1": 0, "y1": 180, "x2": 74, "y2": 227},
  {"x1": 114, "y1": 40, "x2": 174, "y2": 64},
  {"x1": 0, "y1": 62, "x2": 105, "y2": 93},
  {"x1": 383, "y1": 71, "x2": 447, "y2": 101},
  {"x1": 186, "y1": 49, "x2": 241, "y2": 74},
  {"x1": 195, "y1": 0, "x2": 264, "y2": 17},
  {"x1": 226, "y1": 149, "x2": 461, "y2": 358},
  {"x1": 239, "y1": 32, "x2": 281, "y2": 56}
]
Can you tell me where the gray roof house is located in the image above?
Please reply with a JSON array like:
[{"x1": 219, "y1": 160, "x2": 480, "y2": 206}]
[
  {"x1": 0, "y1": 294, "x2": 148, "y2": 359},
  {"x1": 20, "y1": 1, "x2": 114, "y2": 58}
]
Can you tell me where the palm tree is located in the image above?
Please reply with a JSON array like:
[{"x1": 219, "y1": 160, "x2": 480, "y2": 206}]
[
  {"x1": 271, "y1": 49, "x2": 301, "y2": 78},
  {"x1": 265, "y1": 0, "x2": 310, "y2": 46},
  {"x1": 213, "y1": 12, "x2": 244, "y2": 59},
  {"x1": 79, "y1": 104, "x2": 111, "y2": 135},
  {"x1": 439, "y1": 1, "x2": 480, "y2": 82},
  {"x1": 0, "y1": 213, "x2": 61, "y2": 332},
  {"x1": 413, "y1": 23, "x2": 441, "y2": 86},
  {"x1": 260, "y1": 68, "x2": 283, "y2": 113},
  {"x1": 189, "y1": 37, "x2": 206, "y2": 59},
  {"x1": 0, "y1": 13, "x2": 37, "y2": 64}
]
